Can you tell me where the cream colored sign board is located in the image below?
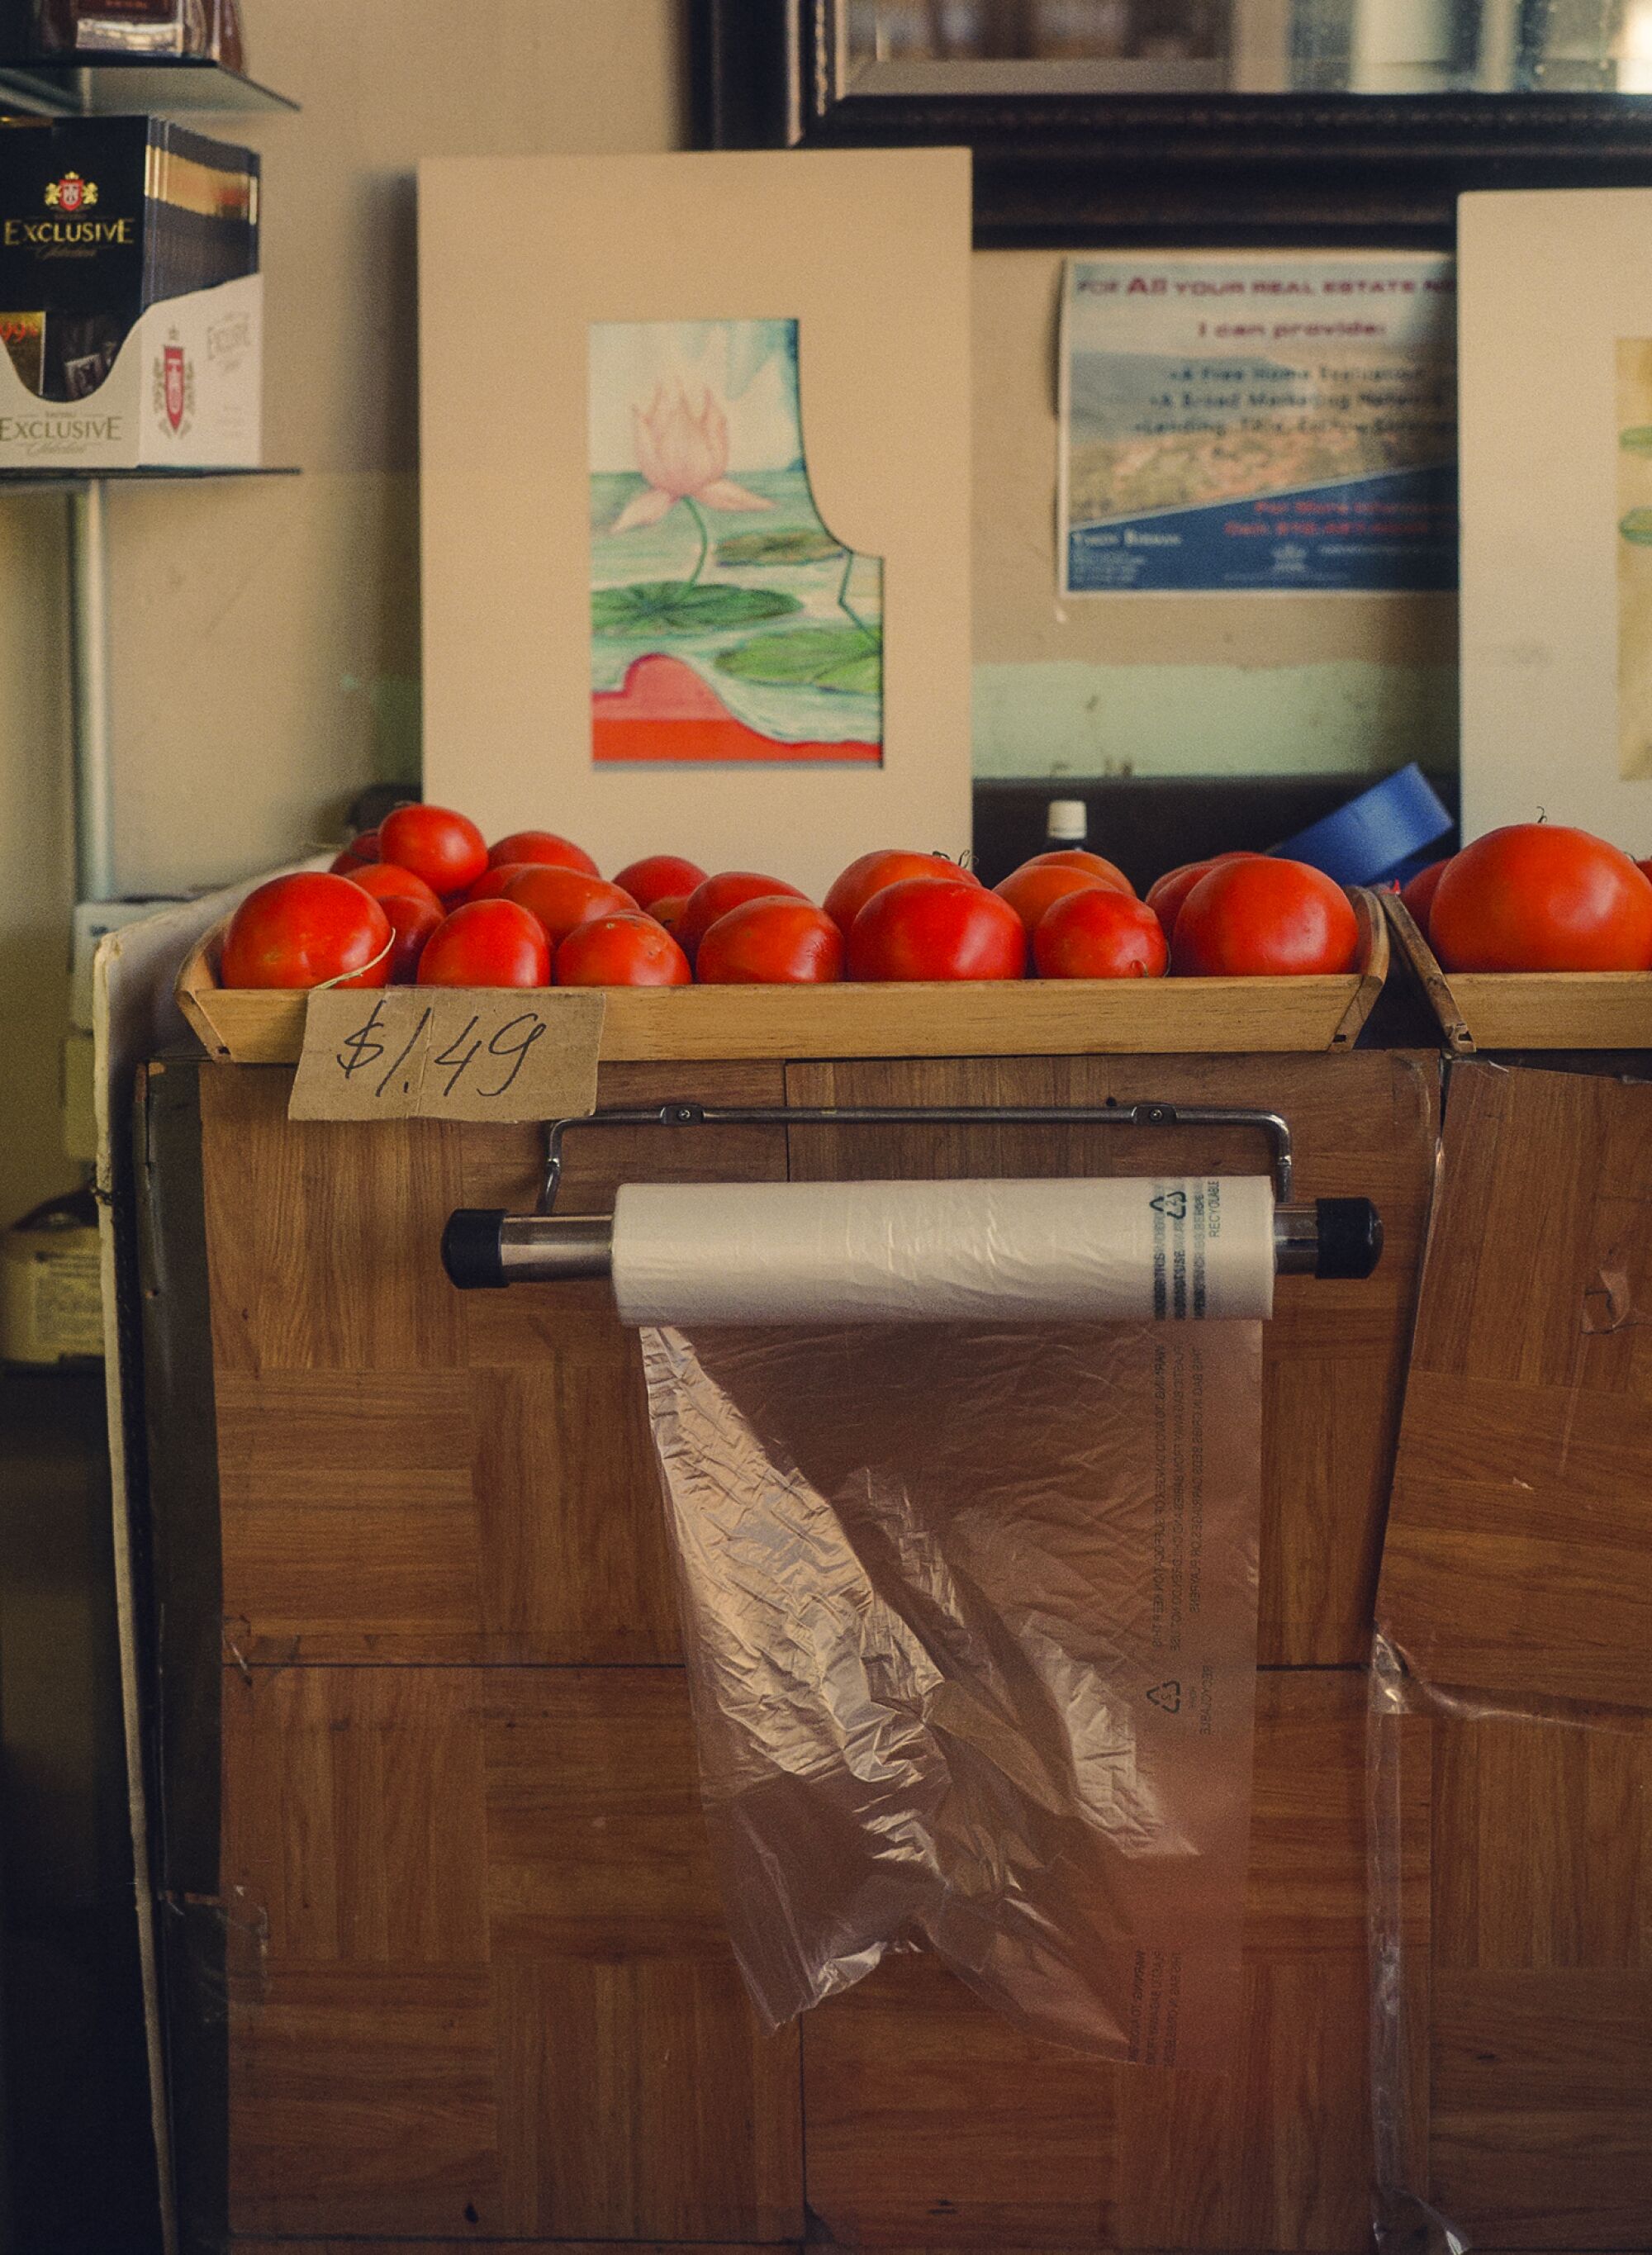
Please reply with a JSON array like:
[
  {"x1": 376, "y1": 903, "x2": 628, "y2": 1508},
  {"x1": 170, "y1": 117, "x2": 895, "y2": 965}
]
[
  {"x1": 417, "y1": 150, "x2": 972, "y2": 897},
  {"x1": 289, "y1": 988, "x2": 602, "y2": 1122},
  {"x1": 1460, "y1": 189, "x2": 1652, "y2": 849}
]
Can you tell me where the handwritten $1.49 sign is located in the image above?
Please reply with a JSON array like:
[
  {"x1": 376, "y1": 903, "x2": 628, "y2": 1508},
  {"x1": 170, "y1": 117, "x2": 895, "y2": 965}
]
[{"x1": 287, "y1": 987, "x2": 605, "y2": 1123}]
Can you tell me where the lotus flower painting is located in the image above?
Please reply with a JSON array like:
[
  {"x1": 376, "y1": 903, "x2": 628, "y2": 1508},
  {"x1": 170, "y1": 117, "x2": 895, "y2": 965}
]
[{"x1": 590, "y1": 320, "x2": 883, "y2": 764}]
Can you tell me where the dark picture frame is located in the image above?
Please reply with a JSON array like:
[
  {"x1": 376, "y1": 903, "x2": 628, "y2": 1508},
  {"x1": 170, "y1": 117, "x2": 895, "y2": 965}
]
[{"x1": 688, "y1": 0, "x2": 1652, "y2": 242}]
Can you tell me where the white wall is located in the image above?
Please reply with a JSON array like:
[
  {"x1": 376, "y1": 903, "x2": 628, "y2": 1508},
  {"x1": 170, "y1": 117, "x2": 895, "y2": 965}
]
[
  {"x1": 0, "y1": 0, "x2": 685, "y2": 1223},
  {"x1": 0, "y1": 12, "x2": 1450, "y2": 1224}
]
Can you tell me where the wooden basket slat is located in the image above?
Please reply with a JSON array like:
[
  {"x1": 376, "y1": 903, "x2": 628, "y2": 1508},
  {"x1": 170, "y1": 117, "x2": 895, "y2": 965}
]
[{"x1": 177, "y1": 886, "x2": 1389, "y2": 1064}]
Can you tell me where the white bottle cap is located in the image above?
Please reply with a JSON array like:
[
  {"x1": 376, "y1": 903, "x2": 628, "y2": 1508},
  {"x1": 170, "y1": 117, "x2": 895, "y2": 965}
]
[{"x1": 1045, "y1": 798, "x2": 1088, "y2": 843}]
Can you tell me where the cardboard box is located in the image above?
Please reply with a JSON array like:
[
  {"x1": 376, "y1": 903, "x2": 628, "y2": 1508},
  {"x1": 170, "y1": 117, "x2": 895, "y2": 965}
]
[{"x1": 0, "y1": 114, "x2": 260, "y2": 468}]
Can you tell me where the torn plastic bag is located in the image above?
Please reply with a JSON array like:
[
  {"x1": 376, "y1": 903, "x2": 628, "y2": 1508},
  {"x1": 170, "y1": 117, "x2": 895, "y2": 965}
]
[{"x1": 640, "y1": 1318, "x2": 1263, "y2": 2068}]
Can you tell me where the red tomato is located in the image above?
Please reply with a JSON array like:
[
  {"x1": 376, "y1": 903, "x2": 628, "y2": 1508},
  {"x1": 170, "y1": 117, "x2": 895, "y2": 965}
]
[
  {"x1": 695, "y1": 899, "x2": 845, "y2": 985},
  {"x1": 330, "y1": 827, "x2": 380, "y2": 876},
  {"x1": 379, "y1": 804, "x2": 488, "y2": 895},
  {"x1": 1398, "y1": 857, "x2": 1449, "y2": 934},
  {"x1": 677, "y1": 870, "x2": 808, "y2": 959},
  {"x1": 995, "y1": 862, "x2": 1114, "y2": 937},
  {"x1": 503, "y1": 866, "x2": 638, "y2": 949},
  {"x1": 650, "y1": 893, "x2": 689, "y2": 935},
  {"x1": 348, "y1": 861, "x2": 444, "y2": 914},
  {"x1": 416, "y1": 899, "x2": 550, "y2": 986},
  {"x1": 556, "y1": 914, "x2": 691, "y2": 987},
  {"x1": 1430, "y1": 824, "x2": 1652, "y2": 972},
  {"x1": 1026, "y1": 847, "x2": 1133, "y2": 896},
  {"x1": 612, "y1": 852, "x2": 708, "y2": 908},
  {"x1": 463, "y1": 862, "x2": 532, "y2": 904},
  {"x1": 1033, "y1": 887, "x2": 1168, "y2": 979},
  {"x1": 1172, "y1": 859, "x2": 1359, "y2": 976},
  {"x1": 1145, "y1": 852, "x2": 1263, "y2": 939},
  {"x1": 221, "y1": 873, "x2": 392, "y2": 991},
  {"x1": 824, "y1": 849, "x2": 979, "y2": 937},
  {"x1": 488, "y1": 828, "x2": 600, "y2": 876},
  {"x1": 382, "y1": 894, "x2": 443, "y2": 984},
  {"x1": 849, "y1": 877, "x2": 1026, "y2": 982}
]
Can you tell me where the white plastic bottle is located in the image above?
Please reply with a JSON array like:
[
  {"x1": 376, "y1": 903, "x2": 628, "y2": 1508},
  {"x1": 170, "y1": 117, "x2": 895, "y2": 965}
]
[{"x1": 1045, "y1": 798, "x2": 1088, "y2": 847}]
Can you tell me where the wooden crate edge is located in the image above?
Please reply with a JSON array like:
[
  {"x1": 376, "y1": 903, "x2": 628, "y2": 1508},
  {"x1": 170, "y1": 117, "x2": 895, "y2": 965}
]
[
  {"x1": 174, "y1": 903, "x2": 1389, "y2": 1065},
  {"x1": 1379, "y1": 889, "x2": 1652, "y2": 1052},
  {"x1": 1332, "y1": 887, "x2": 1390, "y2": 1048},
  {"x1": 1379, "y1": 890, "x2": 1476, "y2": 1055},
  {"x1": 174, "y1": 919, "x2": 238, "y2": 1064}
]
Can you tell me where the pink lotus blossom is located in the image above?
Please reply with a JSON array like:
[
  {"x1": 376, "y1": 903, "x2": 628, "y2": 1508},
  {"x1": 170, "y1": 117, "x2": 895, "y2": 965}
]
[{"x1": 610, "y1": 383, "x2": 771, "y2": 533}]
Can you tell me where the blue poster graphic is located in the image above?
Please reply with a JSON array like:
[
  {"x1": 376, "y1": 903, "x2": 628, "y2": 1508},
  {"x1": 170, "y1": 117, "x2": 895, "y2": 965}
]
[{"x1": 1061, "y1": 254, "x2": 1457, "y2": 596}]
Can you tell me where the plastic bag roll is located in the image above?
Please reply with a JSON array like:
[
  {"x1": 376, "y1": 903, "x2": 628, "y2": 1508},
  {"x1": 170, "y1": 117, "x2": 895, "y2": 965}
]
[{"x1": 612, "y1": 1175, "x2": 1275, "y2": 1326}]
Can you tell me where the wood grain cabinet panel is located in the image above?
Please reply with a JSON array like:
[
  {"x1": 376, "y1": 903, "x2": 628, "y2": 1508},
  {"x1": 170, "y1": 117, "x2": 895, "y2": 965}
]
[
  {"x1": 221, "y1": 1664, "x2": 802, "y2": 2244},
  {"x1": 201, "y1": 1066, "x2": 468, "y2": 1378},
  {"x1": 216, "y1": 1370, "x2": 483, "y2": 1656},
  {"x1": 804, "y1": 1950, "x2": 1118, "y2": 2250},
  {"x1": 183, "y1": 1052, "x2": 1441, "y2": 2249},
  {"x1": 1380, "y1": 1062, "x2": 1652, "y2": 1708},
  {"x1": 202, "y1": 1061, "x2": 786, "y2": 1664},
  {"x1": 805, "y1": 1673, "x2": 1430, "y2": 2254},
  {"x1": 1427, "y1": 1711, "x2": 1652, "y2": 2247},
  {"x1": 229, "y1": 2243, "x2": 796, "y2": 2253},
  {"x1": 202, "y1": 1053, "x2": 1433, "y2": 1669}
]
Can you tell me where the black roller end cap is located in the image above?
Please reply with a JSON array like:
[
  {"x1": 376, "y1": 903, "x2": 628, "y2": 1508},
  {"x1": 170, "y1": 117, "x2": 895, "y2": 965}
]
[
  {"x1": 442, "y1": 1208, "x2": 508, "y2": 1290},
  {"x1": 1315, "y1": 1197, "x2": 1383, "y2": 1280}
]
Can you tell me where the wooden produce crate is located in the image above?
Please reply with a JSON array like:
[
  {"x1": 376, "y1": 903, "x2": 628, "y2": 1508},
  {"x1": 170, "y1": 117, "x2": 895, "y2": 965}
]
[
  {"x1": 138, "y1": 1042, "x2": 1438, "y2": 2253},
  {"x1": 1383, "y1": 888, "x2": 1652, "y2": 1052},
  {"x1": 173, "y1": 885, "x2": 1390, "y2": 1063}
]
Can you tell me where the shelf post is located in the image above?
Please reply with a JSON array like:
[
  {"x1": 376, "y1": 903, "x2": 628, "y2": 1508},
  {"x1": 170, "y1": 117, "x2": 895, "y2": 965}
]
[{"x1": 66, "y1": 477, "x2": 115, "y2": 903}]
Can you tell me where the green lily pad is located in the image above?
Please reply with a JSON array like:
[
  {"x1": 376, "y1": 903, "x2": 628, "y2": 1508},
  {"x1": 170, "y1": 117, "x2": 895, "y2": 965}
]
[
  {"x1": 591, "y1": 581, "x2": 801, "y2": 638},
  {"x1": 713, "y1": 527, "x2": 844, "y2": 566},
  {"x1": 716, "y1": 624, "x2": 883, "y2": 696},
  {"x1": 1622, "y1": 427, "x2": 1652, "y2": 454},
  {"x1": 1621, "y1": 508, "x2": 1652, "y2": 544}
]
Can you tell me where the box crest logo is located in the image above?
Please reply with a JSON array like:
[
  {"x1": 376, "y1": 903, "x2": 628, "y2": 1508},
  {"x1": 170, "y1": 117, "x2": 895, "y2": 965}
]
[
  {"x1": 153, "y1": 334, "x2": 194, "y2": 437},
  {"x1": 45, "y1": 173, "x2": 97, "y2": 214}
]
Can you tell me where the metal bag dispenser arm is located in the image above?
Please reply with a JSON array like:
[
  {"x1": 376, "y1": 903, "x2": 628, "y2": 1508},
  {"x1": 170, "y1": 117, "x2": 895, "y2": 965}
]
[{"x1": 441, "y1": 1102, "x2": 1383, "y2": 1302}]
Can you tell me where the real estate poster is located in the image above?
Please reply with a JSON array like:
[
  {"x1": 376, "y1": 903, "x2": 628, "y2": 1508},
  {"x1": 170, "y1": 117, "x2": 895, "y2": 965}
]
[{"x1": 1060, "y1": 252, "x2": 1457, "y2": 596}]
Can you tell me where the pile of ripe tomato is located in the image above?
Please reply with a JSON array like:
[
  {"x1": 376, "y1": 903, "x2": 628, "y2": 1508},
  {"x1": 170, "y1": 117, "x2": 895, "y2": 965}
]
[
  {"x1": 219, "y1": 804, "x2": 1365, "y2": 992},
  {"x1": 1398, "y1": 823, "x2": 1652, "y2": 972}
]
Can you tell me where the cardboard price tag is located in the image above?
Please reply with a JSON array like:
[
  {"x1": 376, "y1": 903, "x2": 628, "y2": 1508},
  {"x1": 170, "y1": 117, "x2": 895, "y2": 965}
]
[{"x1": 288, "y1": 989, "x2": 605, "y2": 1123}]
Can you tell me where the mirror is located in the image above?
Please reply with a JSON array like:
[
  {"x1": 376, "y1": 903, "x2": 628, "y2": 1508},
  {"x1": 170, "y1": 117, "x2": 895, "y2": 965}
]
[
  {"x1": 844, "y1": 0, "x2": 1652, "y2": 96},
  {"x1": 691, "y1": 0, "x2": 1652, "y2": 238}
]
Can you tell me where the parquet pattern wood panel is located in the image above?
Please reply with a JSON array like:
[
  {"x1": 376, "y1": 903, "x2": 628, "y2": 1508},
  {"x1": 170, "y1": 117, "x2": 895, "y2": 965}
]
[
  {"x1": 1379, "y1": 1062, "x2": 1652, "y2": 1708},
  {"x1": 1428, "y1": 1711, "x2": 1652, "y2": 2248},
  {"x1": 201, "y1": 1061, "x2": 787, "y2": 1664},
  {"x1": 194, "y1": 1053, "x2": 1440, "y2": 2249},
  {"x1": 804, "y1": 1673, "x2": 1431, "y2": 2253},
  {"x1": 202, "y1": 1052, "x2": 1436, "y2": 1670},
  {"x1": 222, "y1": 1665, "x2": 802, "y2": 2243}
]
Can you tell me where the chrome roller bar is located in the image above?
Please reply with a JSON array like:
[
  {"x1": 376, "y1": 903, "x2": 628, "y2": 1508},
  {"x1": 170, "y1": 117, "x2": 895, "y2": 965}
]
[
  {"x1": 443, "y1": 1197, "x2": 1382, "y2": 1292},
  {"x1": 439, "y1": 1098, "x2": 1382, "y2": 1294}
]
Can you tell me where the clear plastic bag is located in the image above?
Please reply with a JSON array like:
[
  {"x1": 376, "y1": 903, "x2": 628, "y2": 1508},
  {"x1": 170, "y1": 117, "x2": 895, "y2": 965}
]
[{"x1": 641, "y1": 1318, "x2": 1264, "y2": 2067}]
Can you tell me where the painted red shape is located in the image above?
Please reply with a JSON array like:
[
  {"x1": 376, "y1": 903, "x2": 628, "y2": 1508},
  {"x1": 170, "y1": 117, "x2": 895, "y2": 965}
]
[{"x1": 592, "y1": 653, "x2": 880, "y2": 766}]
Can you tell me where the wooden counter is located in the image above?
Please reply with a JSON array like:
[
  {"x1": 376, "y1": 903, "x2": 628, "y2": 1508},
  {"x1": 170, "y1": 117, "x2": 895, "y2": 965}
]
[{"x1": 138, "y1": 1046, "x2": 1440, "y2": 2251}]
